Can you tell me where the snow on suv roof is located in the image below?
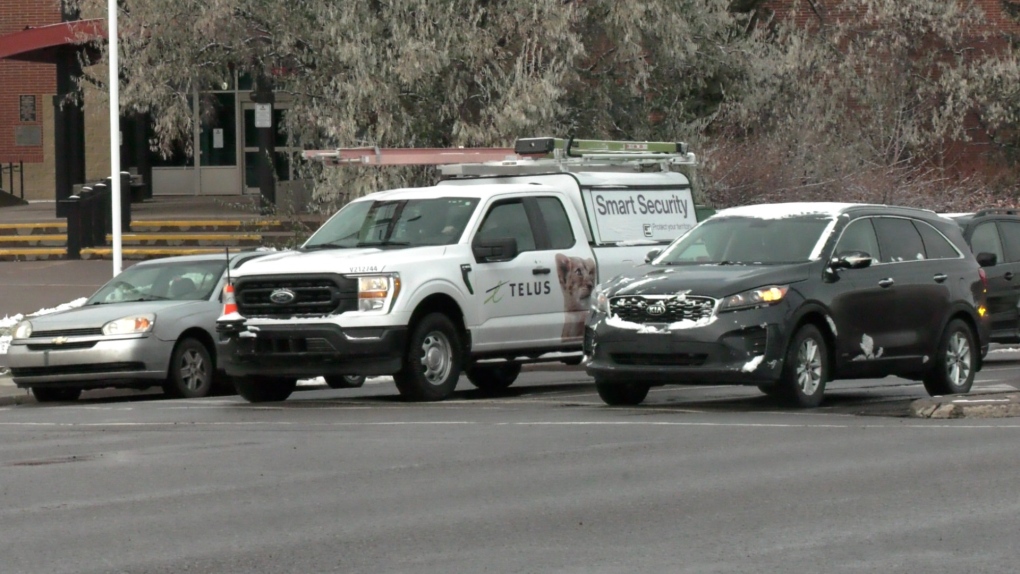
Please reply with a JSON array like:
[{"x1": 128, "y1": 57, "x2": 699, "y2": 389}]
[{"x1": 714, "y1": 202, "x2": 861, "y2": 219}]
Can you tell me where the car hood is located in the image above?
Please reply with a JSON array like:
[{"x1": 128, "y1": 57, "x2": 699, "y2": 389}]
[
  {"x1": 24, "y1": 300, "x2": 209, "y2": 330},
  {"x1": 232, "y1": 246, "x2": 450, "y2": 277},
  {"x1": 602, "y1": 263, "x2": 813, "y2": 298}
]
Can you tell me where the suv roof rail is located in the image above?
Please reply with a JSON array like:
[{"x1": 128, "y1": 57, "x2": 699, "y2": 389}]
[
  {"x1": 974, "y1": 208, "x2": 1020, "y2": 217},
  {"x1": 302, "y1": 137, "x2": 696, "y2": 175}
]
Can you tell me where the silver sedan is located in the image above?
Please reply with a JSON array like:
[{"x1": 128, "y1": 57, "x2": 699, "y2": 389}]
[{"x1": 6, "y1": 252, "x2": 267, "y2": 402}]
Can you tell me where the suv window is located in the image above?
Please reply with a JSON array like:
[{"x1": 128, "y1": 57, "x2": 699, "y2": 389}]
[
  {"x1": 970, "y1": 221, "x2": 1004, "y2": 263},
  {"x1": 535, "y1": 197, "x2": 575, "y2": 250},
  {"x1": 476, "y1": 200, "x2": 536, "y2": 252},
  {"x1": 834, "y1": 218, "x2": 880, "y2": 258},
  {"x1": 998, "y1": 221, "x2": 1020, "y2": 263},
  {"x1": 873, "y1": 217, "x2": 925, "y2": 262},
  {"x1": 913, "y1": 221, "x2": 960, "y2": 260}
]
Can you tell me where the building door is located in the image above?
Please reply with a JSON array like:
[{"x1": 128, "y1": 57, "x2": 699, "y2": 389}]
[{"x1": 241, "y1": 102, "x2": 297, "y2": 196}]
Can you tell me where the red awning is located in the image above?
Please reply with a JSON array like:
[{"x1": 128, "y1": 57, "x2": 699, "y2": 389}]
[{"x1": 0, "y1": 19, "x2": 106, "y2": 63}]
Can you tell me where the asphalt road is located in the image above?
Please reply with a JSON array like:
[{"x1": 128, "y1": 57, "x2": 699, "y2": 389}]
[{"x1": 2, "y1": 361, "x2": 1019, "y2": 573}]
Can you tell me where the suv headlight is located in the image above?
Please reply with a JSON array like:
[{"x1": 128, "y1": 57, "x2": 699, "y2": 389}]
[
  {"x1": 12, "y1": 321, "x2": 32, "y2": 340},
  {"x1": 357, "y1": 274, "x2": 401, "y2": 312},
  {"x1": 102, "y1": 314, "x2": 155, "y2": 335},
  {"x1": 719, "y1": 285, "x2": 789, "y2": 312},
  {"x1": 591, "y1": 285, "x2": 610, "y2": 314}
]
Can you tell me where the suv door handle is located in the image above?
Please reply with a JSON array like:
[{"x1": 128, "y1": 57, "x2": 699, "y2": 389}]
[
  {"x1": 933, "y1": 273, "x2": 948, "y2": 283},
  {"x1": 533, "y1": 266, "x2": 551, "y2": 275},
  {"x1": 1006, "y1": 272, "x2": 1015, "y2": 281},
  {"x1": 878, "y1": 278, "x2": 894, "y2": 288}
]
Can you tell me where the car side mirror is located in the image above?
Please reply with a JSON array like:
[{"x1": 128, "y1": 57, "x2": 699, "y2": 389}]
[
  {"x1": 976, "y1": 252, "x2": 997, "y2": 267},
  {"x1": 472, "y1": 237, "x2": 519, "y2": 263},
  {"x1": 830, "y1": 251, "x2": 873, "y2": 270},
  {"x1": 645, "y1": 249, "x2": 662, "y2": 264}
]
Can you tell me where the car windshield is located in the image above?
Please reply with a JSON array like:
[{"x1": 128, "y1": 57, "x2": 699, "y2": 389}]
[
  {"x1": 655, "y1": 214, "x2": 835, "y2": 265},
  {"x1": 303, "y1": 197, "x2": 479, "y2": 250},
  {"x1": 87, "y1": 260, "x2": 227, "y2": 304}
]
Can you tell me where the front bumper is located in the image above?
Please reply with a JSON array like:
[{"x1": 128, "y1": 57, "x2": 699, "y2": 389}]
[
  {"x1": 584, "y1": 306, "x2": 789, "y2": 385},
  {"x1": 217, "y1": 318, "x2": 407, "y2": 378},
  {"x1": 6, "y1": 334, "x2": 171, "y2": 389}
]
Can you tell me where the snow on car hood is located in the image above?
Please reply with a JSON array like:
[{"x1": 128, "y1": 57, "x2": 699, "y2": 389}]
[
  {"x1": 24, "y1": 300, "x2": 209, "y2": 330},
  {"x1": 231, "y1": 246, "x2": 452, "y2": 277},
  {"x1": 603, "y1": 263, "x2": 813, "y2": 299}
]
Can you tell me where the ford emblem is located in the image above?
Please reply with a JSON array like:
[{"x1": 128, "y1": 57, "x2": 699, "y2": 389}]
[
  {"x1": 269, "y1": 288, "x2": 297, "y2": 305},
  {"x1": 646, "y1": 303, "x2": 666, "y2": 316}
]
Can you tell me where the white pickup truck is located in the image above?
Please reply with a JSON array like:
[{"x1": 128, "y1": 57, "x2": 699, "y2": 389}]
[{"x1": 216, "y1": 137, "x2": 708, "y2": 402}]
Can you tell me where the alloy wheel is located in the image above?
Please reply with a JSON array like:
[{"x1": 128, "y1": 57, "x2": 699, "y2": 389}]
[
  {"x1": 795, "y1": 338, "x2": 822, "y2": 396},
  {"x1": 179, "y1": 349, "x2": 209, "y2": 391},
  {"x1": 944, "y1": 331, "x2": 972, "y2": 388}
]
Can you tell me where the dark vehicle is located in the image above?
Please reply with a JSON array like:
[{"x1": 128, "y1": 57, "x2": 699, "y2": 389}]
[
  {"x1": 947, "y1": 209, "x2": 1020, "y2": 344},
  {"x1": 585, "y1": 203, "x2": 991, "y2": 407}
]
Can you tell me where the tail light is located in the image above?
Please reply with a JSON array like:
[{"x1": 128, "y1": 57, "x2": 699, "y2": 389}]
[{"x1": 222, "y1": 283, "x2": 238, "y2": 315}]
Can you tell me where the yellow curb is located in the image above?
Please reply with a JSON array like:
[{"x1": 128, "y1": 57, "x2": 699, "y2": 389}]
[
  {"x1": 103, "y1": 233, "x2": 264, "y2": 241},
  {"x1": 0, "y1": 234, "x2": 66, "y2": 242}
]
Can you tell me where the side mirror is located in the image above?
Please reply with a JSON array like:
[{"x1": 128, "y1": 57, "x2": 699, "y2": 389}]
[
  {"x1": 472, "y1": 237, "x2": 519, "y2": 263},
  {"x1": 830, "y1": 251, "x2": 873, "y2": 270},
  {"x1": 645, "y1": 249, "x2": 662, "y2": 264},
  {"x1": 976, "y1": 252, "x2": 997, "y2": 268}
]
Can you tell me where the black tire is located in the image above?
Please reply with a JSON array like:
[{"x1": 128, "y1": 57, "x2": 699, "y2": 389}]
[
  {"x1": 465, "y1": 363, "x2": 521, "y2": 393},
  {"x1": 325, "y1": 375, "x2": 367, "y2": 389},
  {"x1": 779, "y1": 324, "x2": 829, "y2": 408},
  {"x1": 163, "y1": 338, "x2": 214, "y2": 399},
  {"x1": 393, "y1": 313, "x2": 462, "y2": 402},
  {"x1": 595, "y1": 378, "x2": 651, "y2": 406},
  {"x1": 233, "y1": 376, "x2": 297, "y2": 403},
  {"x1": 31, "y1": 387, "x2": 82, "y2": 403},
  {"x1": 923, "y1": 318, "x2": 976, "y2": 396}
]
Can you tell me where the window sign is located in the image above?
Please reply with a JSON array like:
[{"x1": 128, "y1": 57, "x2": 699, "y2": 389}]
[
  {"x1": 19, "y1": 95, "x2": 36, "y2": 122},
  {"x1": 582, "y1": 188, "x2": 697, "y2": 244},
  {"x1": 213, "y1": 128, "x2": 224, "y2": 149},
  {"x1": 254, "y1": 103, "x2": 272, "y2": 128}
]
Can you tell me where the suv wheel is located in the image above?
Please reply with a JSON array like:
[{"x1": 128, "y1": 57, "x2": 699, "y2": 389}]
[
  {"x1": 233, "y1": 376, "x2": 296, "y2": 403},
  {"x1": 32, "y1": 387, "x2": 82, "y2": 403},
  {"x1": 779, "y1": 325, "x2": 828, "y2": 408},
  {"x1": 164, "y1": 338, "x2": 214, "y2": 399},
  {"x1": 465, "y1": 363, "x2": 521, "y2": 393},
  {"x1": 923, "y1": 319, "x2": 975, "y2": 396},
  {"x1": 595, "y1": 378, "x2": 651, "y2": 406},
  {"x1": 393, "y1": 313, "x2": 462, "y2": 401},
  {"x1": 325, "y1": 375, "x2": 366, "y2": 389}
]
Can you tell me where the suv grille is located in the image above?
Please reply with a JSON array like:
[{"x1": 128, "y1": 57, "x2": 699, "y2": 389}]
[
  {"x1": 609, "y1": 295, "x2": 715, "y2": 324},
  {"x1": 235, "y1": 275, "x2": 358, "y2": 318}
]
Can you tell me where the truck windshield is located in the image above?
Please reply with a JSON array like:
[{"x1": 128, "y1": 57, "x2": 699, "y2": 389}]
[
  {"x1": 654, "y1": 214, "x2": 834, "y2": 265},
  {"x1": 303, "y1": 198, "x2": 480, "y2": 250}
]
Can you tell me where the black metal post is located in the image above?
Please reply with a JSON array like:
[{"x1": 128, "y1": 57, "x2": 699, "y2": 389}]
[
  {"x1": 252, "y1": 75, "x2": 276, "y2": 214},
  {"x1": 18, "y1": 161, "x2": 23, "y2": 199},
  {"x1": 62, "y1": 195, "x2": 82, "y2": 260},
  {"x1": 78, "y1": 187, "x2": 95, "y2": 249},
  {"x1": 119, "y1": 172, "x2": 132, "y2": 232}
]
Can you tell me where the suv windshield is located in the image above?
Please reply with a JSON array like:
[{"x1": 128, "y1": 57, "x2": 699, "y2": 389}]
[
  {"x1": 304, "y1": 198, "x2": 480, "y2": 250},
  {"x1": 656, "y1": 214, "x2": 834, "y2": 265}
]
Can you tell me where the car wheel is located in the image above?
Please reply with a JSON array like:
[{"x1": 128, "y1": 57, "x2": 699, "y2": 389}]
[
  {"x1": 164, "y1": 338, "x2": 214, "y2": 399},
  {"x1": 325, "y1": 375, "x2": 367, "y2": 389},
  {"x1": 393, "y1": 313, "x2": 462, "y2": 402},
  {"x1": 779, "y1": 324, "x2": 828, "y2": 408},
  {"x1": 233, "y1": 376, "x2": 297, "y2": 403},
  {"x1": 923, "y1": 318, "x2": 975, "y2": 396},
  {"x1": 31, "y1": 387, "x2": 82, "y2": 403},
  {"x1": 465, "y1": 362, "x2": 521, "y2": 393},
  {"x1": 595, "y1": 378, "x2": 651, "y2": 406}
]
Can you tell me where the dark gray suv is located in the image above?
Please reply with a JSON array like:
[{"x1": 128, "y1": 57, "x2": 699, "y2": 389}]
[{"x1": 584, "y1": 203, "x2": 992, "y2": 407}]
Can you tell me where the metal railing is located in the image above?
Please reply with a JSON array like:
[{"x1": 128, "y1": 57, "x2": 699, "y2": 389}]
[{"x1": 0, "y1": 161, "x2": 24, "y2": 199}]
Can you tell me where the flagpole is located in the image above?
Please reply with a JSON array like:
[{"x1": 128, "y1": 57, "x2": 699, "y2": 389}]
[{"x1": 108, "y1": 0, "x2": 123, "y2": 275}]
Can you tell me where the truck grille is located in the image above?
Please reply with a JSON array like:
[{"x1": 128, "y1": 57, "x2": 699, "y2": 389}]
[
  {"x1": 609, "y1": 295, "x2": 715, "y2": 324},
  {"x1": 235, "y1": 275, "x2": 358, "y2": 318}
]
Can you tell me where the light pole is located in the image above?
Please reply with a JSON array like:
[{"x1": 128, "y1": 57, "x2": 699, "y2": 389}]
[{"x1": 108, "y1": 0, "x2": 123, "y2": 275}]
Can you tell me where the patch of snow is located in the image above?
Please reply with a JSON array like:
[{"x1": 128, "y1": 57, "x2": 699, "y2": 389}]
[
  {"x1": 825, "y1": 315, "x2": 838, "y2": 336},
  {"x1": 716, "y1": 202, "x2": 857, "y2": 220},
  {"x1": 742, "y1": 355, "x2": 765, "y2": 372}
]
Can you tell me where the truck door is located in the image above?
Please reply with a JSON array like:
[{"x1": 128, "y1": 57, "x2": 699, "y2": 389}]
[{"x1": 469, "y1": 196, "x2": 590, "y2": 352}]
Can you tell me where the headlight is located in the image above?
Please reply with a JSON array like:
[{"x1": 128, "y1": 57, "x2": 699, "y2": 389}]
[
  {"x1": 357, "y1": 274, "x2": 401, "y2": 312},
  {"x1": 12, "y1": 321, "x2": 32, "y2": 340},
  {"x1": 591, "y1": 285, "x2": 610, "y2": 314},
  {"x1": 719, "y1": 285, "x2": 789, "y2": 312},
  {"x1": 102, "y1": 314, "x2": 155, "y2": 335}
]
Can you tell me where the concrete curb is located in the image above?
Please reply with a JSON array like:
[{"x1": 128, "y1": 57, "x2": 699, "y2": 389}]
[{"x1": 909, "y1": 393, "x2": 1020, "y2": 419}]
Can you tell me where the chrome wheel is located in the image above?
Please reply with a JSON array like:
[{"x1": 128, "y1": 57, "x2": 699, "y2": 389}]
[
  {"x1": 944, "y1": 331, "x2": 972, "y2": 389},
  {"x1": 795, "y1": 338, "x2": 823, "y2": 396},
  {"x1": 420, "y1": 331, "x2": 453, "y2": 386},
  {"x1": 179, "y1": 349, "x2": 209, "y2": 391}
]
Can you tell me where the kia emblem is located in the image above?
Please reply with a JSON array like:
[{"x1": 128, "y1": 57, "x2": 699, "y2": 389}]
[
  {"x1": 269, "y1": 288, "x2": 296, "y2": 305},
  {"x1": 646, "y1": 303, "x2": 666, "y2": 316}
]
